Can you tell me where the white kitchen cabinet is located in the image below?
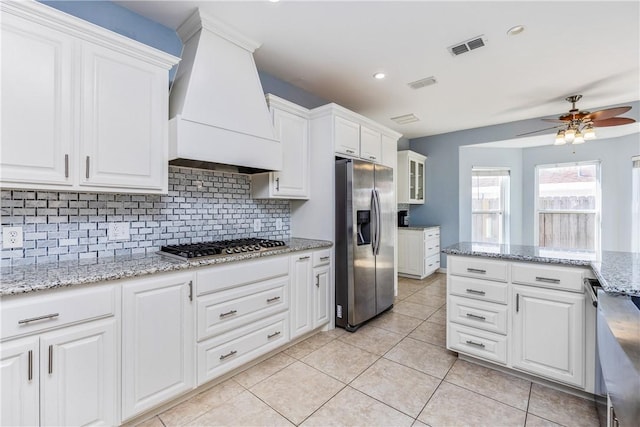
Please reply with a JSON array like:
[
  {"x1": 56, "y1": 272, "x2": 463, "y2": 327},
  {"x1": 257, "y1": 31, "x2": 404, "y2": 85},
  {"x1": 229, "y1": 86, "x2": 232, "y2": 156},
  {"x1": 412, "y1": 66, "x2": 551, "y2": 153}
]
[
  {"x1": 122, "y1": 272, "x2": 195, "y2": 421},
  {"x1": 334, "y1": 115, "x2": 361, "y2": 157},
  {"x1": 380, "y1": 134, "x2": 398, "y2": 169},
  {"x1": 398, "y1": 226, "x2": 440, "y2": 279},
  {"x1": 290, "y1": 252, "x2": 314, "y2": 338},
  {"x1": 0, "y1": 337, "x2": 39, "y2": 427},
  {"x1": 359, "y1": 125, "x2": 382, "y2": 163},
  {"x1": 0, "y1": 283, "x2": 118, "y2": 427},
  {"x1": 329, "y1": 108, "x2": 384, "y2": 164},
  {"x1": 512, "y1": 285, "x2": 585, "y2": 388},
  {"x1": 252, "y1": 95, "x2": 310, "y2": 199},
  {"x1": 0, "y1": 1, "x2": 179, "y2": 194},
  {"x1": 312, "y1": 250, "x2": 332, "y2": 326},
  {"x1": 397, "y1": 150, "x2": 427, "y2": 204}
]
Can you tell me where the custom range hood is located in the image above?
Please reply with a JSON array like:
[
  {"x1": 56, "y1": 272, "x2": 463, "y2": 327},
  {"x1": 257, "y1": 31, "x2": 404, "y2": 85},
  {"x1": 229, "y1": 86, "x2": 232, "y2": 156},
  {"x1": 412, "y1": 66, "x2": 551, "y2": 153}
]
[{"x1": 168, "y1": 9, "x2": 281, "y2": 174}]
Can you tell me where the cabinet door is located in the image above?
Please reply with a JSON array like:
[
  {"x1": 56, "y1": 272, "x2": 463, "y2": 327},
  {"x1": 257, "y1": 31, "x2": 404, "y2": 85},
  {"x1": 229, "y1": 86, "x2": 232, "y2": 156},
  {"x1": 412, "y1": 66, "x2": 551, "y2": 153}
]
[
  {"x1": 40, "y1": 318, "x2": 117, "y2": 427},
  {"x1": 0, "y1": 12, "x2": 73, "y2": 187},
  {"x1": 290, "y1": 254, "x2": 313, "y2": 338},
  {"x1": 313, "y1": 264, "x2": 331, "y2": 327},
  {"x1": 416, "y1": 160, "x2": 425, "y2": 202},
  {"x1": 272, "y1": 108, "x2": 309, "y2": 198},
  {"x1": 359, "y1": 126, "x2": 381, "y2": 163},
  {"x1": 0, "y1": 336, "x2": 39, "y2": 427},
  {"x1": 80, "y1": 41, "x2": 167, "y2": 192},
  {"x1": 334, "y1": 116, "x2": 360, "y2": 157},
  {"x1": 122, "y1": 273, "x2": 194, "y2": 420},
  {"x1": 512, "y1": 285, "x2": 585, "y2": 388},
  {"x1": 397, "y1": 230, "x2": 424, "y2": 277},
  {"x1": 380, "y1": 134, "x2": 398, "y2": 169}
]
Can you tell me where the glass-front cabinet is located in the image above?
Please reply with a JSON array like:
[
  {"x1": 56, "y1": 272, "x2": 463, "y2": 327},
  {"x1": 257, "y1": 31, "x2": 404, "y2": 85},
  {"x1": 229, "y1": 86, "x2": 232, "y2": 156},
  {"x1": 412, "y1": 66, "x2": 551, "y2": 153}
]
[{"x1": 398, "y1": 150, "x2": 427, "y2": 204}]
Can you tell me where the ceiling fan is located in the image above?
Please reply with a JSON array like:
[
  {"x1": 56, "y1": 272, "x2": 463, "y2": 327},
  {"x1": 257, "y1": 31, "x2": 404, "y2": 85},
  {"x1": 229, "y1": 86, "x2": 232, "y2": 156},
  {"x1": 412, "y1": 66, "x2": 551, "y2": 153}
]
[{"x1": 518, "y1": 95, "x2": 636, "y2": 145}]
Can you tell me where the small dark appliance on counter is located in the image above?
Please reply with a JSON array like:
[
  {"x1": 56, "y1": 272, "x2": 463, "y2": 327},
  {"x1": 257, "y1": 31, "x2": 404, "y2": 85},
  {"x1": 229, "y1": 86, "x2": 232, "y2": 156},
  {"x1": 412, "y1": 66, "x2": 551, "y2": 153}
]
[
  {"x1": 159, "y1": 238, "x2": 287, "y2": 260},
  {"x1": 398, "y1": 210, "x2": 409, "y2": 227}
]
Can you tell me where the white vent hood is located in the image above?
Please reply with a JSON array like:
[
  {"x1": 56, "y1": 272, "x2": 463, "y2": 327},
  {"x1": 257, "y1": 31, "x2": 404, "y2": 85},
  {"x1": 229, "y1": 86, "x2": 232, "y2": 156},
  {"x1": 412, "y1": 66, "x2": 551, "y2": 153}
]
[{"x1": 168, "y1": 9, "x2": 281, "y2": 174}]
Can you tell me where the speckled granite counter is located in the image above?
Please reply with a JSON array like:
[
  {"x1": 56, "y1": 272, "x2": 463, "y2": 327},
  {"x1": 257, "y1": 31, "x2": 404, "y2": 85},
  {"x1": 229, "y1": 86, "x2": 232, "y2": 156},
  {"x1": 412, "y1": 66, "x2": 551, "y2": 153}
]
[
  {"x1": 399, "y1": 225, "x2": 439, "y2": 231},
  {"x1": 0, "y1": 238, "x2": 332, "y2": 296},
  {"x1": 442, "y1": 242, "x2": 639, "y2": 297}
]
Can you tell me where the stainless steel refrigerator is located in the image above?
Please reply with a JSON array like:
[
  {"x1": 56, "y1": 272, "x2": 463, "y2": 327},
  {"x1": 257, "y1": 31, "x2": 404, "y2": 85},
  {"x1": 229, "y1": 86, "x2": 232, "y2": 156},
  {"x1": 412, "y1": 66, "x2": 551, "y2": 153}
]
[{"x1": 335, "y1": 158, "x2": 395, "y2": 331}]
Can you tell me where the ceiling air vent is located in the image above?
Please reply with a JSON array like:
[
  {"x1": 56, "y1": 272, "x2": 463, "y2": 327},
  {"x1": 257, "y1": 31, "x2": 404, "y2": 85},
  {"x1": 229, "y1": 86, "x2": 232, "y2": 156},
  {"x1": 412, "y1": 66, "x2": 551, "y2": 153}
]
[
  {"x1": 391, "y1": 114, "x2": 420, "y2": 125},
  {"x1": 448, "y1": 35, "x2": 487, "y2": 56},
  {"x1": 408, "y1": 76, "x2": 437, "y2": 90}
]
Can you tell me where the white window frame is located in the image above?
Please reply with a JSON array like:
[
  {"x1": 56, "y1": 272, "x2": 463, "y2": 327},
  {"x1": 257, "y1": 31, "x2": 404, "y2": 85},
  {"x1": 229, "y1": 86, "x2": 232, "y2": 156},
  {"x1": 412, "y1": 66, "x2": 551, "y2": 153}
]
[
  {"x1": 471, "y1": 167, "x2": 510, "y2": 244},
  {"x1": 632, "y1": 155, "x2": 640, "y2": 252},
  {"x1": 534, "y1": 160, "x2": 601, "y2": 251}
]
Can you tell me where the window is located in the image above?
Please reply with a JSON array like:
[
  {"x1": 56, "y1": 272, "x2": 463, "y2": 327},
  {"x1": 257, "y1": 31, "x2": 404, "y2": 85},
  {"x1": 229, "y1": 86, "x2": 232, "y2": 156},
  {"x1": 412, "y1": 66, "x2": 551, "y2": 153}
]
[
  {"x1": 632, "y1": 156, "x2": 640, "y2": 252},
  {"x1": 472, "y1": 168, "x2": 510, "y2": 244},
  {"x1": 535, "y1": 161, "x2": 600, "y2": 251}
]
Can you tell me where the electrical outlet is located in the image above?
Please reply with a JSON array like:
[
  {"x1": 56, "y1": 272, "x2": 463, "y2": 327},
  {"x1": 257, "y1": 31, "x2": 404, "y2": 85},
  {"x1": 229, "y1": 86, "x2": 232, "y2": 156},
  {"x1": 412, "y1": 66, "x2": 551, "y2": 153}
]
[
  {"x1": 2, "y1": 226, "x2": 23, "y2": 249},
  {"x1": 108, "y1": 222, "x2": 130, "y2": 241},
  {"x1": 275, "y1": 218, "x2": 283, "y2": 231},
  {"x1": 253, "y1": 218, "x2": 261, "y2": 232}
]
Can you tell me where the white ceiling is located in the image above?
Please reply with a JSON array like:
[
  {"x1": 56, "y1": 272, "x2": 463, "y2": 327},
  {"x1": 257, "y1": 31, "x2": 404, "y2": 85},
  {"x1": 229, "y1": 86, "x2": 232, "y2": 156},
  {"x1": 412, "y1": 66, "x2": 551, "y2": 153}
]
[{"x1": 117, "y1": 0, "x2": 640, "y2": 139}]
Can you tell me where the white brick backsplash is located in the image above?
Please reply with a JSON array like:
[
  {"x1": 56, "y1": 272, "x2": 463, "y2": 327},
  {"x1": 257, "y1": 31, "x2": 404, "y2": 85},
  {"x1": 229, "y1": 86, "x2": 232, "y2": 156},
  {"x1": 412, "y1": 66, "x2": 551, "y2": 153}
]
[{"x1": 1, "y1": 166, "x2": 290, "y2": 266}]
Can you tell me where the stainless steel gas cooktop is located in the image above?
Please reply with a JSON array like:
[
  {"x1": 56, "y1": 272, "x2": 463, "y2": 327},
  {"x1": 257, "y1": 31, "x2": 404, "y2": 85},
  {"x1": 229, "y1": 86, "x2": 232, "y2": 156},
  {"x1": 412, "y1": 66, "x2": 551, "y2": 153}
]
[{"x1": 158, "y1": 238, "x2": 287, "y2": 260}]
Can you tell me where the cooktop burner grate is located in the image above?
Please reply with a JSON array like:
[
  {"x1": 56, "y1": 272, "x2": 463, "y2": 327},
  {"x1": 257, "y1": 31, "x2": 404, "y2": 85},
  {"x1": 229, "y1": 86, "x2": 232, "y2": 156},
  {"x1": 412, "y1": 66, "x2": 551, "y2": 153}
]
[{"x1": 159, "y1": 238, "x2": 287, "y2": 259}]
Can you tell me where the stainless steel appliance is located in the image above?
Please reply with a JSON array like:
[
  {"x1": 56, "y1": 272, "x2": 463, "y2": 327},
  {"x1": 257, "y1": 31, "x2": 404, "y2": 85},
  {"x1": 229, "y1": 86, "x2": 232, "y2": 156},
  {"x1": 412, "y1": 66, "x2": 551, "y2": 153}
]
[
  {"x1": 159, "y1": 238, "x2": 287, "y2": 260},
  {"x1": 335, "y1": 158, "x2": 395, "y2": 331},
  {"x1": 398, "y1": 210, "x2": 409, "y2": 227}
]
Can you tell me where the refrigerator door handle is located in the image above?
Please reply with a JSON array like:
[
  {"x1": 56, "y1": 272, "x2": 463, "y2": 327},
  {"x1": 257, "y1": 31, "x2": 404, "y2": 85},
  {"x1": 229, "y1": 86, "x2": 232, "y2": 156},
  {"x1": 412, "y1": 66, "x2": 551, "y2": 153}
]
[
  {"x1": 371, "y1": 190, "x2": 378, "y2": 255},
  {"x1": 373, "y1": 189, "x2": 382, "y2": 256}
]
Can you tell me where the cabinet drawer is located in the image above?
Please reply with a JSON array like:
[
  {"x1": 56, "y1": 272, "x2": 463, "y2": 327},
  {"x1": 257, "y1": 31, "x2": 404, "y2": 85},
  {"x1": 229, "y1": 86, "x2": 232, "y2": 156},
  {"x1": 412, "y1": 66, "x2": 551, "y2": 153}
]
[
  {"x1": 511, "y1": 263, "x2": 586, "y2": 292},
  {"x1": 197, "y1": 276, "x2": 289, "y2": 341},
  {"x1": 424, "y1": 228, "x2": 440, "y2": 239},
  {"x1": 313, "y1": 249, "x2": 332, "y2": 267},
  {"x1": 449, "y1": 256, "x2": 508, "y2": 282},
  {"x1": 197, "y1": 256, "x2": 288, "y2": 296},
  {"x1": 424, "y1": 237, "x2": 440, "y2": 258},
  {"x1": 449, "y1": 275, "x2": 508, "y2": 304},
  {"x1": 448, "y1": 323, "x2": 507, "y2": 365},
  {"x1": 448, "y1": 295, "x2": 508, "y2": 335},
  {"x1": 424, "y1": 254, "x2": 440, "y2": 275},
  {"x1": 1, "y1": 284, "x2": 116, "y2": 340},
  {"x1": 197, "y1": 313, "x2": 288, "y2": 385}
]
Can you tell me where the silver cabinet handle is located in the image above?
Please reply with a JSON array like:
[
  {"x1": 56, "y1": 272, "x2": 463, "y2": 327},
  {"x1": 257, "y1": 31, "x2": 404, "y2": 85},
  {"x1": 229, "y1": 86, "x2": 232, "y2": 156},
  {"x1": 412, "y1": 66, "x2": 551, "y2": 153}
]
[
  {"x1": 219, "y1": 310, "x2": 237, "y2": 318},
  {"x1": 219, "y1": 350, "x2": 237, "y2": 360},
  {"x1": 28, "y1": 350, "x2": 33, "y2": 381},
  {"x1": 516, "y1": 293, "x2": 520, "y2": 312},
  {"x1": 275, "y1": 177, "x2": 280, "y2": 192},
  {"x1": 188, "y1": 281, "x2": 193, "y2": 302},
  {"x1": 320, "y1": 256, "x2": 330, "y2": 261},
  {"x1": 298, "y1": 255, "x2": 310, "y2": 260},
  {"x1": 369, "y1": 155, "x2": 376, "y2": 160},
  {"x1": 465, "y1": 289, "x2": 486, "y2": 296},
  {"x1": 48, "y1": 345, "x2": 53, "y2": 374},
  {"x1": 535, "y1": 276, "x2": 560, "y2": 284},
  {"x1": 266, "y1": 296, "x2": 281, "y2": 303},
  {"x1": 315, "y1": 274, "x2": 320, "y2": 287},
  {"x1": 346, "y1": 149, "x2": 355, "y2": 154},
  {"x1": 85, "y1": 156, "x2": 90, "y2": 179},
  {"x1": 64, "y1": 154, "x2": 69, "y2": 178},
  {"x1": 267, "y1": 331, "x2": 281, "y2": 339},
  {"x1": 18, "y1": 313, "x2": 60, "y2": 324},
  {"x1": 467, "y1": 268, "x2": 486, "y2": 274},
  {"x1": 465, "y1": 340, "x2": 485, "y2": 348},
  {"x1": 466, "y1": 313, "x2": 486, "y2": 321}
]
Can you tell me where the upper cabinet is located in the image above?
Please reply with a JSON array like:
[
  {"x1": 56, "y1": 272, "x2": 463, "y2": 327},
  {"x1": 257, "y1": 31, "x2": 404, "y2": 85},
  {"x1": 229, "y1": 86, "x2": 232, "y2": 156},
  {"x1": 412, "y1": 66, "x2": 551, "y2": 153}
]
[
  {"x1": 0, "y1": 1, "x2": 179, "y2": 194},
  {"x1": 397, "y1": 150, "x2": 427, "y2": 204},
  {"x1": 251, "y1": 95, "x2": 310, "y2": 199}
]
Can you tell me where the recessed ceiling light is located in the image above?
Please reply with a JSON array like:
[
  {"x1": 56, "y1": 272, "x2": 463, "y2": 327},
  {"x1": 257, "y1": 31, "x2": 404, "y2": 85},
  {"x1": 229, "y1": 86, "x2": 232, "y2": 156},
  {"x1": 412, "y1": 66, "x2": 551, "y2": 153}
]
[
  {"x1": 507, "y1": 25, "x2": 525, "y2": 36},
  {"x1": 269, "y1": 0, "x2": 280, "y2": 3},
  {"x1": 373, "y1": 72, "x2": 386, "y2": 80}
]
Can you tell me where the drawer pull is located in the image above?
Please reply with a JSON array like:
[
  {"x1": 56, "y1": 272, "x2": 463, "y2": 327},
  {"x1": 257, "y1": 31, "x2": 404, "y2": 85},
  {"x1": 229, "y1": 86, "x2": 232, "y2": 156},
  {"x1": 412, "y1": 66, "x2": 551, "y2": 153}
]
[
  {"x1": 219, "y1": 310, "x2": 237, "y2": 318},
  {"x1": 48, "y1": 345, "x2": 53, "y2": 374},
  {"x1": 219, "y1": 350, "x2": 237, "y2": 360},
  {"x1": 267, "y1": 331, "x2": 281, "y2": 339},
  {"x1": 465, "y1": 340, "x2": 486, "y2": 349},
  {"x1": 466, "y1": 313, "x2": 486, "y2": 321},
  {"x1": 266, "y1": 296, "x2": 281, "y2": 303},
  {"x1": 299, "y1": 255, "x2": 310, "y2": 260},
  {"x1": 346, "y1": 149, "x2": 355, "y2": 154},
  {"x1": 535, "y1": 276, "x2": 561, "y2": 284},
  {"x1": 18, "y1": 313, "x2": 60, "y2": 324},
  {"x1": 369, "y1": 156, "x2": 376, "y2": 160},
  {"x1": 64, "y1": 154, "x2": 69, "y2": 178},
  {"x1": 28, "y1": 350, "x2": 33, "y2": 381},
  {"x1": 85, "y1": 156, "x2": 90, "y2": 179},
  {"x1": 320, "y1": 256, "x2": 330, "y2": 261},
  {"x1": 467, "y1": 268, "x2": 486, "y2": 274},
  {"x1": 465, "y1": 289, "x2": 486, "y2": 296}
]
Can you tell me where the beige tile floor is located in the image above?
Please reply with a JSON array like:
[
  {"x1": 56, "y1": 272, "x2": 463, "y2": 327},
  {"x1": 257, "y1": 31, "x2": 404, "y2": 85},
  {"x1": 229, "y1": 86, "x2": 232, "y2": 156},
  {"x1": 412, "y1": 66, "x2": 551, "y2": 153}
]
[{"x1": 138, "y1": 273, "x2": 601, "y2": 427}]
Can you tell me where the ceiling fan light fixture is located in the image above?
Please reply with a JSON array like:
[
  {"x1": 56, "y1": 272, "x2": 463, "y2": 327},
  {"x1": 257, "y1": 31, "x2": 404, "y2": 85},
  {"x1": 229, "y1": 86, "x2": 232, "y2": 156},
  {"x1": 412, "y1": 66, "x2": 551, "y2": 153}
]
[
  {"x1": 572, "y1": 131, "x2": 585, "y2": 144},
  {"x1": 584, "y1": 124, "x2": 596, "y2": 140},
  {"x1": 564, "y1": 128, "x2": 576, "y2": 143},
  {"x1": 554, "y1": 130, "x2": 567, "y2": 145}
]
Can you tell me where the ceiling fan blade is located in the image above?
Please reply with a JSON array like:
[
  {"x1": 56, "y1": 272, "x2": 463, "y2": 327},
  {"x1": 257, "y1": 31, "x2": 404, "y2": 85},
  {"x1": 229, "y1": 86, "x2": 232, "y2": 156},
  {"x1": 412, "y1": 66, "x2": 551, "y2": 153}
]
[
  {"x1": 584, "y1": 106, "x2": 632, "y2": 121},
  {"x1": 592, "y1": 117, "x2": 636, "y2": 127},
  {"x1": 542, "y1": 118, "x2": 569, "y2": 123},
  {"x1": 516, "y1": 125, "x2": 565, "y2": 137}
]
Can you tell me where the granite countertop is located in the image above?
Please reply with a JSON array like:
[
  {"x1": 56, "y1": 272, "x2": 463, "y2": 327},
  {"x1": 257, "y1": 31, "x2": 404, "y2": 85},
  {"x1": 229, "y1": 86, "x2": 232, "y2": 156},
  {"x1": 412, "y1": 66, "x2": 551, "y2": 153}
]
[
  {"x1": 442, "y1": 242, "x2": 639, "y2": 297},
  {"x1": 399, "y1": 225, "x2": 440, "y2": 231},
  {"x1": 0, "y1": 238, "x2": 332, "y2": 296}
]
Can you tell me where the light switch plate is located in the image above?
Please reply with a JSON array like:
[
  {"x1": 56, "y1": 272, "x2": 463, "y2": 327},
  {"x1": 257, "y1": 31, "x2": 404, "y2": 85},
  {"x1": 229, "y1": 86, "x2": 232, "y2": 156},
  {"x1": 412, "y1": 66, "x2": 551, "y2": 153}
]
[
  {"x1": 108, "y1": 222, "x2": 130, "y2": 241},
  {"x1": 3, "y1": 226, "x2": 23, "y2": 249}
]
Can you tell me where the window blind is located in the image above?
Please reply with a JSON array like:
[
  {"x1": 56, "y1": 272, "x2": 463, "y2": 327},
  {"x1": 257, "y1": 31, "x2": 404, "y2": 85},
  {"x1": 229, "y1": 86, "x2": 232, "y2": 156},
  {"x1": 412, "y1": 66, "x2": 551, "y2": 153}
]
[{"x1": 472, "y1": 168, "x2": 510, "y2": 177}]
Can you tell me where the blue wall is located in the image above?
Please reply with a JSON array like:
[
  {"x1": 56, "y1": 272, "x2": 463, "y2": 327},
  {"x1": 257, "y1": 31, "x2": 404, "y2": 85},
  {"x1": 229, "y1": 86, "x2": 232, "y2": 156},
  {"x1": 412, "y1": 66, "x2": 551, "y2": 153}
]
[{"x1": 258, "y1": 71, "x2": 329, "y2": 109}]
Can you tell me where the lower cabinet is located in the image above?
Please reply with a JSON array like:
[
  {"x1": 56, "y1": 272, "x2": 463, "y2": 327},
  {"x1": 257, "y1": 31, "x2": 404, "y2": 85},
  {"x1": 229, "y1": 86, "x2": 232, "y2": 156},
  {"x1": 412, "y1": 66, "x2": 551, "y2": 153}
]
[
  {"x1": 512, "y1": 285, "x2": 585, "y2": 388},
  {"x1": 398, "y1": 227, "x2": 440, "y2": 279},
  {"x1": 1, "y1": 337, "x2": 39, "y2": 426},
  {"x1": 121, "y1": 272, "x2": 195, "y2": 421}
]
